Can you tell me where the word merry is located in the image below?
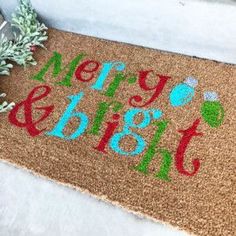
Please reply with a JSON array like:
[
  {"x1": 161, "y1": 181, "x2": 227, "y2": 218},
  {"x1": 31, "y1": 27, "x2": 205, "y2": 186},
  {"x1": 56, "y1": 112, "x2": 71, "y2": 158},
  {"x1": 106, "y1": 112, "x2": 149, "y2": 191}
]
[{"x1": 32, "y1": 51, "x2": 171, "y2": 108}]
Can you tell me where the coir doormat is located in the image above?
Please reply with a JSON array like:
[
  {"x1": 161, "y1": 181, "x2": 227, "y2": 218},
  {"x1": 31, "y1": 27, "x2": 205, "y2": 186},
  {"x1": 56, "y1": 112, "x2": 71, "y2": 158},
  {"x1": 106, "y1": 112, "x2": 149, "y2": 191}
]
[{"x1": 0, "y1": 28, "x2": 235, "y2": 236}]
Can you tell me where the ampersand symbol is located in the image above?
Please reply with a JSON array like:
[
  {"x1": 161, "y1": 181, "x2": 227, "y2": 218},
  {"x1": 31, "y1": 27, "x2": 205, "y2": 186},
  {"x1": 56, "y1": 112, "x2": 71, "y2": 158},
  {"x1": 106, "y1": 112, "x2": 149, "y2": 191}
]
[{"x1": 8, "y1": 85, "x2": 54, "y2": 137}]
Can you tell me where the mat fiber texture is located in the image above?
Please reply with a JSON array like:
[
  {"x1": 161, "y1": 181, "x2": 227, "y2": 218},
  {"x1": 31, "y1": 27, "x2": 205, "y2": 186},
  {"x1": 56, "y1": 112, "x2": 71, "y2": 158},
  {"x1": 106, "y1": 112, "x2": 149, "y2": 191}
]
[{"x1": 0, "y1": 28, "x2": 235, "y2": 236}]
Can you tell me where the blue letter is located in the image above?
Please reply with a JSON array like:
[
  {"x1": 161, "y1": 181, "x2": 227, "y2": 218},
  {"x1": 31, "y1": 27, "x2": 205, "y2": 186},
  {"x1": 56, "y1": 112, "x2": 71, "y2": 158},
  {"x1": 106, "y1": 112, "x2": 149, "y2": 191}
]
[
  {"x1": 110, "y1": 108, "x2": 162, "y2": 156},
  {"x1": 46, "y1": 92, "x2": 88, "y2": 140},
  {"x1": 91, "y1": 61, "x2": 125, "y2": 91}
]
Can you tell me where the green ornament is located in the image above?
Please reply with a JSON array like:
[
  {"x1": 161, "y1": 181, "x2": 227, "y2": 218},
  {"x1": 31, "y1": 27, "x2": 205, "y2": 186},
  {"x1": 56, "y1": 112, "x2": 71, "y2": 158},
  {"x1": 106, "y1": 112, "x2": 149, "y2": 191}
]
[{"x1": 201, "y1": 91, "x2": 225, "y2": 128}]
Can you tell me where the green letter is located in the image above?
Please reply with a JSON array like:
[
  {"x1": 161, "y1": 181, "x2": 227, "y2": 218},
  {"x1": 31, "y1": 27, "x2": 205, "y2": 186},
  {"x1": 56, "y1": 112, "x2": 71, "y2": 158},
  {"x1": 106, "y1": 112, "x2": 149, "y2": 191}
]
[
  {"x1": 32, "y1": 51, "x2": 85, "y2": 87},
  {"x1": 89, "y1": 101, "x2": 123, "y2": 135},
  {"x1": 134, "y1": 120, "x2": 172, "y2": 181}
]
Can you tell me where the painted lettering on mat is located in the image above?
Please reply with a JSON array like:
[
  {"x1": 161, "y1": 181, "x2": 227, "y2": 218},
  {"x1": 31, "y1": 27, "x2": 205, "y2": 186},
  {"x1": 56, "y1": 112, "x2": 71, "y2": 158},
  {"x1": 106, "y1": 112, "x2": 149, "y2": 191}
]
[{"x1": 8, "y1": 51, "x2": 225, "y2": 181}]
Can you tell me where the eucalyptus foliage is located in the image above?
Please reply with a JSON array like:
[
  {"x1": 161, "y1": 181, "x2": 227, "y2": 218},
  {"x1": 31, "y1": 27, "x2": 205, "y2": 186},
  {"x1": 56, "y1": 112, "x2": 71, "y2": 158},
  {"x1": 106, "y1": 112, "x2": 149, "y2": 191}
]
[{"x1": 0, "y1": 0, "x2": 47, "y2": 112}]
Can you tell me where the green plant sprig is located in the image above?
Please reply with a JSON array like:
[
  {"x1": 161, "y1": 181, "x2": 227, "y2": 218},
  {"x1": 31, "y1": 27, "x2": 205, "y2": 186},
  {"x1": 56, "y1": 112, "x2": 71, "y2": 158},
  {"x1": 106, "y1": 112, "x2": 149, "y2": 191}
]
[{"x1": 0, "y1": 0, "x2": 48, "y2": 112}]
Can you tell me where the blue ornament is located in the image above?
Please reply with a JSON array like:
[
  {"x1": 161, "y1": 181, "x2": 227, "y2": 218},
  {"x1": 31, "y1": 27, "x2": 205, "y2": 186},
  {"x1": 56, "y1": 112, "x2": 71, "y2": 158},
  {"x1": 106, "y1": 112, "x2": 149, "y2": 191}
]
[{"x1": 169, "y1": 77, "x2": 198, "y2": 107}]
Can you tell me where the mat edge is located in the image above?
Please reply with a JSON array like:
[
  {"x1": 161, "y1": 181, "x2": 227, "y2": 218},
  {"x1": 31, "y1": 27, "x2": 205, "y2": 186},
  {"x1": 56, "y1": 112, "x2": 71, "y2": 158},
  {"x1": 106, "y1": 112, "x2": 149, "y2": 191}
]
[{"x1": 48, "y1": 27, "x2": 236, "y2": 67}]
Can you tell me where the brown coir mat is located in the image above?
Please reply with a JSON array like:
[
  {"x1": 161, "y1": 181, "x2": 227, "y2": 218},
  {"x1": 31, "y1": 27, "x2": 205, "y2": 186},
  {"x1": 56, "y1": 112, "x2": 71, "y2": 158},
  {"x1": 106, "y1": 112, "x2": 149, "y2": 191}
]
[{"x1": 0, "y1": 28, "x2": 235, "y2": 235}]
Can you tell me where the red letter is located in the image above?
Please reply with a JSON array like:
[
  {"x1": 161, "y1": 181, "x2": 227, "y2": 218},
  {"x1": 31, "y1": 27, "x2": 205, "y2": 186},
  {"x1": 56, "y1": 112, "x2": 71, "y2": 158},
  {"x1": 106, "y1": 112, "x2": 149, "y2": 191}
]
[
  {"x1": 129, "y1": 71, "x2": 171, "y2": 107},
  {"x1": 8, "y1": 85, "x2": 54, "y2": 137},
  {"x1": 75, "y1": 60, "x2": 100, "y2": 82},
  {"x1": 94, "y1": 114, "x2": 120, "y2": 153},
  {"x1": 175, "y1": 118, "x2": 203, "y2": 176}
]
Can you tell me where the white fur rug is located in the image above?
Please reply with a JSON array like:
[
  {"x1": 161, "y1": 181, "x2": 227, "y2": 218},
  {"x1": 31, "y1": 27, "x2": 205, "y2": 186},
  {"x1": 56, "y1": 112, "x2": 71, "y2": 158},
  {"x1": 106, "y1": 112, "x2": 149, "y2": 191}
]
[{"x1": 0, "y1": 162, "x2": 187, "y2": 236}]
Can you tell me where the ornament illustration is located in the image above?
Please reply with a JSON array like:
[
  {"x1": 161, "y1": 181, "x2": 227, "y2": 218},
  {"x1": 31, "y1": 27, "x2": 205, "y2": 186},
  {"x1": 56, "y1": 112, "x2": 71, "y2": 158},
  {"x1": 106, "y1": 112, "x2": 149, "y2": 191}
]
[
  {"x1": 169, "y1": 77, "x2": 198, "y2": 107},
  {"x1": 201, "y1": 91, "x2": 224, "y2": 128}
]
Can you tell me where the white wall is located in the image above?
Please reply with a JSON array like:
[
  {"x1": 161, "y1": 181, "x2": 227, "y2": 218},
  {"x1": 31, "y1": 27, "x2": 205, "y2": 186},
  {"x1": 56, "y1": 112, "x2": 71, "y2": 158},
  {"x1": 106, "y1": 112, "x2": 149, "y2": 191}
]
[{"x1": 1, "y1": 0, "x2": 236, "y2": 64}]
